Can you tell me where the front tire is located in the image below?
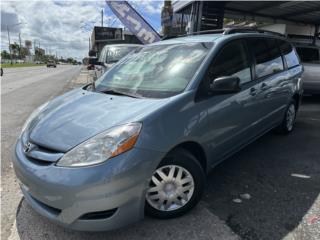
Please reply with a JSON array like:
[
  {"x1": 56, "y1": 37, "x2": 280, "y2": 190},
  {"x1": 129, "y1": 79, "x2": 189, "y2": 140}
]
[
  {"x1": 277, "y1": 100, "x2": 297, "y2": 134},
  {"x1": 145, "y1": 148, "x2": 205, "y2": 219}
]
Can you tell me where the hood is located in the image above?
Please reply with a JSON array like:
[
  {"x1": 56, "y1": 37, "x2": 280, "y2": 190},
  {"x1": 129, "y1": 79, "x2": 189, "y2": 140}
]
[{"x1": 27, "y1": 88, "x2": 169, "y2": 152}]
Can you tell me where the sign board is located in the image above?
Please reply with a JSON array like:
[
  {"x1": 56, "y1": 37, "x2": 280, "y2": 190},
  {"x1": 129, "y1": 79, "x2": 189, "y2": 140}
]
[
  {"x1": 106, "y1": 1, "x2": 161, "y2": 44},
  {"x1": 94, "y1": 26, "x2": 122, "y2": 41},
  {"x1": 25, "y1": 40, "x2": 32, "y2": 49}
]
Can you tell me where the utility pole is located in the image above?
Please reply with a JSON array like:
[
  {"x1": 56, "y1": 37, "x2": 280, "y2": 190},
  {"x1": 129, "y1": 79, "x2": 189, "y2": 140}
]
[
  {"x1": 19, "y1": 33, "x2": 22, "y2": 60},
  {"x1": 6, "y1": 22, "x2": 23, "y2": 64},
  {"x1": 34, "y1": 40, "x2": 36, "y2": 61},
  {"x1": 7, "y1": 26, "x2": 13, "y2": 65},
  {"x1": 101, "y1": 9, "x2": 104, "y2": 27},
  {"x1": 89, "y1": 37, "x2": 91, "y2": 51}
]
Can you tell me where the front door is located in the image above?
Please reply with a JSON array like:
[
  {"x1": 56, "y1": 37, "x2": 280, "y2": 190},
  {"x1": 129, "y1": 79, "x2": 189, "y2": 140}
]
[{"x1": 197, "y1": 39, "x2": 263, "y2": 167}]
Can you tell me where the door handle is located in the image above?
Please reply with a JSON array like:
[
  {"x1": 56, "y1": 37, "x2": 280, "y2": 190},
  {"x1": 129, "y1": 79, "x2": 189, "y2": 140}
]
[{"x1": 250, "y1": 87, "x2": 257, "y2": 96}]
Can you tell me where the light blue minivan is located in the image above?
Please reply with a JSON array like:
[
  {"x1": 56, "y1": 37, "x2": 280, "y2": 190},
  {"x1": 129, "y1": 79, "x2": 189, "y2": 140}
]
[{"x1": 13, "y1": 29, "x2": 303, "y2": 231}]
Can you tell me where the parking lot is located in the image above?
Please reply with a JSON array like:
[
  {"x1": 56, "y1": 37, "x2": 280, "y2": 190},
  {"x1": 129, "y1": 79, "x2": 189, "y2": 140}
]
[{"x1": 1, "y1": 66, "x2": 319, "y2": 240}]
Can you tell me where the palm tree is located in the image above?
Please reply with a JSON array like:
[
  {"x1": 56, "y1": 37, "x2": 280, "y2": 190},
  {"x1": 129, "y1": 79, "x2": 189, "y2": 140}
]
[{"x1": 9, "y1": 42, "x2": 20, "y2": 59}]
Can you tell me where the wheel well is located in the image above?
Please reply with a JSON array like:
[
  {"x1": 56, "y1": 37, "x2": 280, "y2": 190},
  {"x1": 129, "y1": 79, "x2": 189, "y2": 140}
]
[
  {"x1": 292, "y1": 93, "x2": 301, "y2": 110},
  {"x1": 170, "y1": 142, "x2": 207, "y2": 172}
]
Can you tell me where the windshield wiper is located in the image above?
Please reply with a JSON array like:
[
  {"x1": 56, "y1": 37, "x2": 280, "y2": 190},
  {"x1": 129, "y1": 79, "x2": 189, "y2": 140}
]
[{"x1": 99, "y1": 88, "x2": 141, "y2": 98}]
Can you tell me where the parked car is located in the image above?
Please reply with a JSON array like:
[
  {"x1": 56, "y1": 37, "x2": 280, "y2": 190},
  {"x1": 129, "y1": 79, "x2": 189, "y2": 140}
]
[
  {"x1": 93, "y1": 44, "x2": 142, "y2": 80},
  {"x1": 13, "y1": 31, "x2": 303, "y2": 231},
  {"x1": 47, "y1": 61, "x2": 57, "y2": 68},
  {"x1": 295, "y1": 44, "x2": 320, "y2": 95}
]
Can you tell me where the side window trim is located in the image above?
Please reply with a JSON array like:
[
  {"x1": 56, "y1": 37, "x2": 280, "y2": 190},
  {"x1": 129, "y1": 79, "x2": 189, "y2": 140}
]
[
  {"x1": 279, "y1": 40, "x2": 300, "y2": 70},
  {"x1": 276, "y1": 40, "x2": 286, "y2": 70},
  {"x1": 244, "y1": 38, "x2": 258, "y2": 83},
  {"x1": 242, "y1": 39, "x2": 255, "y2": 86}
]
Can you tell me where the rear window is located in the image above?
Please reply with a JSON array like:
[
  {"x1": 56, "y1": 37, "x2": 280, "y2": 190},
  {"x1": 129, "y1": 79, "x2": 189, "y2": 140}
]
[
  {"x1": 278, "y1": 40, "x2": 300, "y2": 68},
  {"x1": 296, "y1": 47, "x2": 320, "y2": 63},
  {"x1": 249, "y1": 38, "x2": 283, "y2": 78}
]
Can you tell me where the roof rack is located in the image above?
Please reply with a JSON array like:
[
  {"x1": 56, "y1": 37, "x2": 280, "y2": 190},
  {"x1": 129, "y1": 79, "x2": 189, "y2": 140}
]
[
  {"x1": 224, "y1": 27, "x2": 286, "y2": 37},
  {"x1": 172, "y1": 27, "x2": 286, "y2": 39}
]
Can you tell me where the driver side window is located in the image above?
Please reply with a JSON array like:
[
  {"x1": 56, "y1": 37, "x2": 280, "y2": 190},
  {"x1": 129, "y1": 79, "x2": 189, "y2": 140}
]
[{"x1": 198, "y1": 40, "x2": 252, "y2": 98}]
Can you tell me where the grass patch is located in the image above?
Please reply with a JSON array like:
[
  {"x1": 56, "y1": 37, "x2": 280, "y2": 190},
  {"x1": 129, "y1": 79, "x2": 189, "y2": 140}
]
[{"x1": 1, "y1": 63, "x2": 45, "y2": 68}]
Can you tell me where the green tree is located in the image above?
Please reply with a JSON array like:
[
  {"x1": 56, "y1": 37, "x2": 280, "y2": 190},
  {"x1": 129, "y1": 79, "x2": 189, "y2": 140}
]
[
  {"x1": 1, "y1": 50, "x2": 10, "y2": 59},
  {"x1": 9, "y1": 42, "x2": 20, "y2": 59},
  {"x1": 20, "y1": 47, "x2": 30, "y2": 58}
]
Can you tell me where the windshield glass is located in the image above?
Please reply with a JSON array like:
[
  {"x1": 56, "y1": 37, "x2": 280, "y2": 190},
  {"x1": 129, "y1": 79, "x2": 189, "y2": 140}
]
[
  {"x1": 99, "y1": 46, "x2": 140, "y2": 64},
  {"x1": 95, "y1": 42, "x2": 213, "y2": 98}
]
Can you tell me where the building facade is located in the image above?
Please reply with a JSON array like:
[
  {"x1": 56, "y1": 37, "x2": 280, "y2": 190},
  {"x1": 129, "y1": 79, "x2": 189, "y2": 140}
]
[{"x1": 169, "y1": 1, "x2": 225, "y2": 35}]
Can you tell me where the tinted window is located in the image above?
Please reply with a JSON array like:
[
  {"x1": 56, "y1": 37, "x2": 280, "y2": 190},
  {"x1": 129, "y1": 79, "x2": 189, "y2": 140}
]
[
  {"x1": 278, "y1": 40, "x2": 300, "y2": 68},
  {"x1": 296, "y1": 47, "x2": 320, "y2": 63},
  {"x1": 208, "y1": 40, "x2": 252, "y2": 84},
  {"x1": 249, "y1": 38, "x2": 283, "y2": 78},
  {"x1": 95, "y1": 42, "x2": 213, "y2": 98}
]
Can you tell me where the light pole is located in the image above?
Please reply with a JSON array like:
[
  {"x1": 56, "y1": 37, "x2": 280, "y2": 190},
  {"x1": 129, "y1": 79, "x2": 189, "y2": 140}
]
[
  {"x1": 7, "y1": 22, "x2": 23, "y2": 65},
  {"x1": 7, "y1": 26, "x2": 12, "y2": 64}
]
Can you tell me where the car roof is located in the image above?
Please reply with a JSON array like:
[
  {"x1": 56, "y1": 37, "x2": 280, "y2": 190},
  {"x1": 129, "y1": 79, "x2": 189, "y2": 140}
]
[{"x1": 151, "y1": 32, "x2": 287, "y2": 46}]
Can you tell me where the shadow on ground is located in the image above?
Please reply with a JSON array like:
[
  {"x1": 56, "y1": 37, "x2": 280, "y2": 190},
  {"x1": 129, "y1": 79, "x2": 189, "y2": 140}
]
[{"x1": 14, "y1": 97, "x2": 320, "y2": 240}]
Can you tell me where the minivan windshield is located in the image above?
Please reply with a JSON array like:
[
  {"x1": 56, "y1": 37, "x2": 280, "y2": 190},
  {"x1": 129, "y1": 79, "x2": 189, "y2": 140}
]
[{"x1": 95, "y1": 42, "x2": 213, "y2": 98}]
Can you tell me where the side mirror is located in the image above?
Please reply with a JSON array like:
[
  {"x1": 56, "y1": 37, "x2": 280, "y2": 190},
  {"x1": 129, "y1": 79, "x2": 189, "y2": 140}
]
[{"x1": 210, "y1": 76, "x2": 241, "y2": 94}]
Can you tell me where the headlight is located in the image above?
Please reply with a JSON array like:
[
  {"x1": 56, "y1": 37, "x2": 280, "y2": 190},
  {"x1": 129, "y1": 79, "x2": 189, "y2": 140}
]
[
  {"x1": 21, "y1": 102, "x2": 49, "y2": 134},
  {"x1": 56, "y1": 123, "x2": 142, "y2": 167}
]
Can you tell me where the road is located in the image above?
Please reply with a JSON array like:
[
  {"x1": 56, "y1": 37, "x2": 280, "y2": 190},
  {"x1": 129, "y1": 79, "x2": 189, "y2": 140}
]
[
  {"x1": 1, "y1": 65, "x2": 81, "y2": 240},
  {"x1": 1, "y1": 66, "x2": 319, "y2": 240}
]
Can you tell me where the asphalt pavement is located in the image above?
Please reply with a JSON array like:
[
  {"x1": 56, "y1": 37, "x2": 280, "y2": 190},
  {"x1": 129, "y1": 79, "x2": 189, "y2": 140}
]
[
  {"x1": 1, "y1": 66, "x2": 319, "y2": 240},
  {"x1": 1, "y1": 65, "x2": 81, "y2": 240}
]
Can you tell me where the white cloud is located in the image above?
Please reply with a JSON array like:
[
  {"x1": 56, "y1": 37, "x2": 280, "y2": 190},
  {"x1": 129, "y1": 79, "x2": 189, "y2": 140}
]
[
  {"x1": 129, "y1": 0, "x2": 162, "y2": 14},
  {"x1": 0, "y1": 0, "x2": 161, "y2": 60},
  {"x1": 1, "y1": 1, "x2": 116, "y2": 60}
]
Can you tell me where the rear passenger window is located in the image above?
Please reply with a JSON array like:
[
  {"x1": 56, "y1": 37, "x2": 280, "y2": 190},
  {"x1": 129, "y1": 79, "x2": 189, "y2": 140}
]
[
  {"x1": 249, "y1": 38, "x2": 283, "y2": 78},
  {"x1": 278, "y1": 40, "x2": 300, "y2": 68},
  {"x1": 208, "y1": 40, "x2": 252, "y2": 85}
]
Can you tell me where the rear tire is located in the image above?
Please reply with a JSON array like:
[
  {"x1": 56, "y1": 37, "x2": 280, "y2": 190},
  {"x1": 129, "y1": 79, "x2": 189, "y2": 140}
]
[
  {"x1": 145, "y1": 148, "x2": 205, "y2": 219},
  {"x1": 276, "y1": 100, "x2": 297, "y2": 134}
]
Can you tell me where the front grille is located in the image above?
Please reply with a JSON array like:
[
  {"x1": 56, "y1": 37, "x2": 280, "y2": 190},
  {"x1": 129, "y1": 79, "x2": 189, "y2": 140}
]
[
  {"x1": 25, "y1": 156, "x2": 53, "y2": 166},
  {"x1": 79, "y1": 209, "x2": 117, "y2": 220},
  {"x1": 22, "y1": 136, "x2": 64, "y2": 165}
]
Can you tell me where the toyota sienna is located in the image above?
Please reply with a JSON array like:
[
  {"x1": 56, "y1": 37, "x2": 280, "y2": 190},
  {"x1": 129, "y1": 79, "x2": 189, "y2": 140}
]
[{"x1": 13, "y1": 29, "x2": 303, "y2": 231}]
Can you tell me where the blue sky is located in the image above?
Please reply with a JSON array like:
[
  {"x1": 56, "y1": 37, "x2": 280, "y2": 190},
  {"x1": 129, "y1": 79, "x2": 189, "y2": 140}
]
[{"x1": 1, "y1": 1, "x2": 163, "y2": 60}]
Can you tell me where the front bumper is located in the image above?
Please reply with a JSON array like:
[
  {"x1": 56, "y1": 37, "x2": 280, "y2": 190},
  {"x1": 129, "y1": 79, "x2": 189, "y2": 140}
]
[{"x1": 13, "y1": 138, "x2": 163, "y2": 231}]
